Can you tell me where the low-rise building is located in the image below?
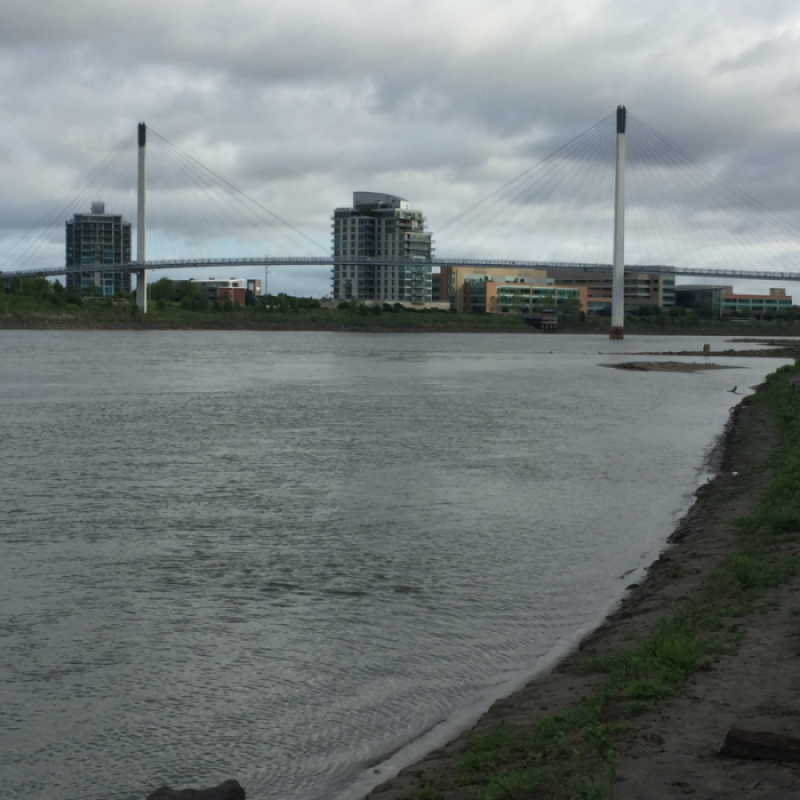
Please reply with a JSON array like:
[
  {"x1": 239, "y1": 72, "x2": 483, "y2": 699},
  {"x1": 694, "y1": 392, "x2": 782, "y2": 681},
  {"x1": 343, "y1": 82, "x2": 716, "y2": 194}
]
[
  {"x1": 435, "y1": 266, "x2": 586, "y2": 313},
  {"x1": 189, "y1": 278, "x2": 261, "y2": 306},
  {"x1": 675, "y1": 285, "x2": 793, "y2": 318},
  {"x1": 544, "y1": 269, "x2": 675, "y2": 313}
]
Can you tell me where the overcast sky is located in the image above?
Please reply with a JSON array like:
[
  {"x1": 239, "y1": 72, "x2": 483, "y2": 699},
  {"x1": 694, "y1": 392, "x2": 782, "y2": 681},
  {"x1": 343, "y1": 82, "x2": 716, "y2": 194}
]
[{"x1": 3, "y1": 0, "x2": 800, "y2": 296}]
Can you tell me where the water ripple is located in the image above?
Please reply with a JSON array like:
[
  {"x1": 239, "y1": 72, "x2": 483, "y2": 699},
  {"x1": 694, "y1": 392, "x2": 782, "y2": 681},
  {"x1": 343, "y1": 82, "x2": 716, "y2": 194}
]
[{"x1": 0, "y1": 331, "x2": 790, "y2": 800}]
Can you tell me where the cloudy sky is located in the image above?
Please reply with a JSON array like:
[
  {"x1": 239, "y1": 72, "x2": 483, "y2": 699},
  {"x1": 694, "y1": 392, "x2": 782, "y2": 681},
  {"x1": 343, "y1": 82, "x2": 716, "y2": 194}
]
[{"x1": 3, "y1": 0, "x2": 800, "y2": 296}]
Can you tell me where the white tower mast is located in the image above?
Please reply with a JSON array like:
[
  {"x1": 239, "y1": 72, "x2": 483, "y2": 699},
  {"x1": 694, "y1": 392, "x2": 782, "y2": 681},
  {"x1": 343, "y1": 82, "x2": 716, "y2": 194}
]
[
  {"x1": 609, "y1": 105, "x2": 626, "y2": 340},
  {"x1": 135, "y1": 122, "x2": 148, "y2": 313}
]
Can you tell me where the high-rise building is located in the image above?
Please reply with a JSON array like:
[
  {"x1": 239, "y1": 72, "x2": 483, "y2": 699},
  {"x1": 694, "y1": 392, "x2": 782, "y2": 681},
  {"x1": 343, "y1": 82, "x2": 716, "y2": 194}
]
[
  {"x1": 65, "y1": 202, "x2": 132, "y2": 297},
  {"x1": 332, "y1": 192, "x2": 433, "y2": 304}
]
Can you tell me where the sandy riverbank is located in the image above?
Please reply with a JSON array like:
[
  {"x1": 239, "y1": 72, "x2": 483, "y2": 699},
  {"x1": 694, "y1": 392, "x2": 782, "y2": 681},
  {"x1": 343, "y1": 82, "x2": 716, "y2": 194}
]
[{"x1": 365, "y1": 371, "x2": 800, "y2": 799}]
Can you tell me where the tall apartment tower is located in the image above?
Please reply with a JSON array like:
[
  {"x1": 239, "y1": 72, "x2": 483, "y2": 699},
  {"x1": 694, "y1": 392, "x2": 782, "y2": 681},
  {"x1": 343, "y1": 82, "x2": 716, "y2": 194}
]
[
  {"x1": 332, "y1": 192, "x2": 433, "y2": 304},
  {"x1": 65, "y1": 202, "x2": 133, "y2": 297}
]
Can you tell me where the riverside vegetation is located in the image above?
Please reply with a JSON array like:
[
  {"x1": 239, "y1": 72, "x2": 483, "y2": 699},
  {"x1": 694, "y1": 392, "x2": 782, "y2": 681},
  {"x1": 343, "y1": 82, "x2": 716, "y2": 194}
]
[
  {"x1": 368, "y1": 361, "x2": 800, "y2": 800},
  {"x1": 3, "y1": 275, "x2": 800, "y2": 334}
]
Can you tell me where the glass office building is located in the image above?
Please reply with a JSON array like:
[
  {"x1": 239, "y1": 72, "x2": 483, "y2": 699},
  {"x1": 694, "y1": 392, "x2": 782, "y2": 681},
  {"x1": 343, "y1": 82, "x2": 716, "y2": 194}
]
[
  {"x1": 332, "y1": 192, "x2": 433, "y2": 305},
  {"x1": 65, "y1": 202, "x2": 132, "y2": 297}
]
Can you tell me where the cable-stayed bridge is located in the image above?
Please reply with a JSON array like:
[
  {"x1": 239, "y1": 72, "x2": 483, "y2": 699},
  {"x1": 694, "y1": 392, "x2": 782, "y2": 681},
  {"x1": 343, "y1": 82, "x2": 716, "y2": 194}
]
[
  {"x1": 4, "y1": 109, "x2": 800, "y2": 335},
  {"x1": 4, "y1": 256, "x2": 799, "y2": 284}
]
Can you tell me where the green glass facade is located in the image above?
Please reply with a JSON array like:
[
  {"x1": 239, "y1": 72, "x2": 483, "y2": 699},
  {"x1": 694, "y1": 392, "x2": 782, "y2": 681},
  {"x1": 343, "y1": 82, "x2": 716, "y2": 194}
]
[
  {"x1": 65, "y1": 208, "x2": 132, "y2": 297},
  {"x1": 332, "y1": 193, "x2": 432, "y2": 305}
]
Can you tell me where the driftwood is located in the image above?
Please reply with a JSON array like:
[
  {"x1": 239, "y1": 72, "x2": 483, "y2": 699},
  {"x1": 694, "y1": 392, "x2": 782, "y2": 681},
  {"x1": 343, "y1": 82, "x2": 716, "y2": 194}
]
[
  {"x1": 723, "y1": 727, "x2": 800, "y2": 762},
  {"x1": 146, "y1": 779, "x2": 245, "y2": 800}
]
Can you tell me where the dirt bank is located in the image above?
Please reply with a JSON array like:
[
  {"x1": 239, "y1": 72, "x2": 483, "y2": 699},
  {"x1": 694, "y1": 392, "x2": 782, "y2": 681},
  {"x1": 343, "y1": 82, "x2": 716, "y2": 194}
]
[{"x1": 366, "y1": 375, "x2": 800, "y2": 799}]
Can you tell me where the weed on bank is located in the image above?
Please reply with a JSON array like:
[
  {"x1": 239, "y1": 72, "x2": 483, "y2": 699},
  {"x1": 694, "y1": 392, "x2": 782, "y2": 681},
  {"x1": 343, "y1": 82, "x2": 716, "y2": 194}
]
[{"x1": 450, "y1": 362, "x2": 800, "y2": 800}]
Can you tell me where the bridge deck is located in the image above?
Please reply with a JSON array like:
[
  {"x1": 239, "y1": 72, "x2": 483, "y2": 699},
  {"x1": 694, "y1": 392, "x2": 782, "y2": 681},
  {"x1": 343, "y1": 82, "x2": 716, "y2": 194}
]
[{"x1": 2, "y1": 256, "x2": 799, "y2": 282}]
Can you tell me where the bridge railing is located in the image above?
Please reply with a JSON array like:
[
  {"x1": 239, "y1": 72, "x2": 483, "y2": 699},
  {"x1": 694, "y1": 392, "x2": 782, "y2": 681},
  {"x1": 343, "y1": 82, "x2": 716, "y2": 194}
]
[{"x1": 2, "y1": 257, "x2": 800, "y2": 282}]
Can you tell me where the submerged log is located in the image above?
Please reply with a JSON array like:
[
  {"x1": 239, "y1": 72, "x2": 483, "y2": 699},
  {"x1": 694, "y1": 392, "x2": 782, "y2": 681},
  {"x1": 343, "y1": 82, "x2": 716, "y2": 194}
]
[
  {"x1": 723, "y1": 727, "x2": 800, "y2": 762},
  {"x1": 146, "y1": 779, "x2": 245, "y2": 800}
]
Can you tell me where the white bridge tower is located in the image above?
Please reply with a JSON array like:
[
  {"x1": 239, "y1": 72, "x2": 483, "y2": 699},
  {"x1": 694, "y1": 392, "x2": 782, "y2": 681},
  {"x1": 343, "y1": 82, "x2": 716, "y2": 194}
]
[
  {"x1": 609, "y1": 105, "x2": 626, "y2": 340},
  {"x1": 135, "y1": 122, "x2": 148, "y2": 313}
]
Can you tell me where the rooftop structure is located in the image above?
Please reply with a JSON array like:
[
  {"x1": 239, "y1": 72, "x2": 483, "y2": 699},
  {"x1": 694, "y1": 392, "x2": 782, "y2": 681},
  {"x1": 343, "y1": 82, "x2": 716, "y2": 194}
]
[{"x1": 189, "y1": 277, "x2": 261, "y2": 306}]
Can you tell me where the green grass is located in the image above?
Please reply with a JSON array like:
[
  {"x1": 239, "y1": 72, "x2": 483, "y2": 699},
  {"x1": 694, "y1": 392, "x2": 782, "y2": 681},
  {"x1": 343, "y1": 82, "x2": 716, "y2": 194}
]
[
  {"x1": 454, "y1": 361, "x2": 800, "y2": 800},
  {"x1": 459, "y1": 699, "x2": 625, "y2": 800},
  {"x1": 6, "y1": 290, "x2": 800, "y2": 336},
  {"x1": 0, "y1": 292, "x2": 535, "y2": 331}
]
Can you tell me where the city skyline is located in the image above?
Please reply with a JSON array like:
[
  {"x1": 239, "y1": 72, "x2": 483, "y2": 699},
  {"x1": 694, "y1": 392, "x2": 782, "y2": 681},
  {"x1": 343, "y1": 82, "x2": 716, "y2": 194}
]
[{"x1": 3, "y1": 0, "x2": 800, "y2": 297}]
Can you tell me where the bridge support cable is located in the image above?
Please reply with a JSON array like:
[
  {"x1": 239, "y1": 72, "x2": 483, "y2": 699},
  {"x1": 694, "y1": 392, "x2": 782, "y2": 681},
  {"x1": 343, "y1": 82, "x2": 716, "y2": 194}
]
[
  {"x1": 623, "y1": 119, "x2": 693, "y2": 274},
  {"x1": 625, "y1": 113, "x2": 800, "y2": 276},
  {"x1": 571, "y1": 123, "x2": 617, "y2": 266},
  {"x1": 1, "y1": 132, "x2": 136, "y2": 276},
  {"x1": 434, "y1": 113, "x2": 616, "y2": 263},
  {"x1": 145, "y1": 133, "x2": 265, "y2": 261},
  {"x1": 503, "y1": 116, "x2": 616, "y2": 263},
  {"x1": 151, "y1": 135, "x2": 305, "y2": 265},
  {"x1": 144, "y1": 128, "x2": 326, "y2": 260},
  {"x1": 610, "y1": 106, "x2": 626, "y2": 339},
  {"x1": 626, "y1": 116, "x2": 759, "y2": 274}
]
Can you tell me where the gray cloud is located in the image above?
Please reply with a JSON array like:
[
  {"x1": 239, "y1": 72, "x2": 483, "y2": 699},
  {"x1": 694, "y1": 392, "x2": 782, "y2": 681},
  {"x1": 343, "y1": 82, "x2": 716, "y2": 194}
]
[{"x1": 3, "y1": 0, "x2": 800, "y2": 296}]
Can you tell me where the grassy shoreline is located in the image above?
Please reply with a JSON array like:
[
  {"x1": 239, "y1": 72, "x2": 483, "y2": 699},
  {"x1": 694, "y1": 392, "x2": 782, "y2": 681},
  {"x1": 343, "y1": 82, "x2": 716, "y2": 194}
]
[
  {"x1": 4, "y1": 292, "x2": 800, "y2": 335},
  {"x1": 4, "y1": 313, "x2": 800, "y2": 336},
  {"x1": 364, "y1": 361, "x2": 800, "y2": 800}
]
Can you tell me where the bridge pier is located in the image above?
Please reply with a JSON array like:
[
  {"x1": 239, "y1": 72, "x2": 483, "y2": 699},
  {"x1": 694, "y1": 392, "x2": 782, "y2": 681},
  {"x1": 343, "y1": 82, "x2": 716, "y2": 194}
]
[
  {"x1": 136, "y1": 122, "x2": 148, "y2": 313},
  {"x1": 135, "y1": 269, "x2": 148, "y2": 313},
  {"x1": 609, "y1": 105, "x2": 626, "y2": 340}
]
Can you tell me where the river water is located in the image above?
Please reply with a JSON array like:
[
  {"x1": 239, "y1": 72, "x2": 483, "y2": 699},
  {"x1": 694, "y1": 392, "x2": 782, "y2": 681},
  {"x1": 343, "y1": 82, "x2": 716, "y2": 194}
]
[{"x1": 0, "y1": 331, "x2": 791, "y2": 800}]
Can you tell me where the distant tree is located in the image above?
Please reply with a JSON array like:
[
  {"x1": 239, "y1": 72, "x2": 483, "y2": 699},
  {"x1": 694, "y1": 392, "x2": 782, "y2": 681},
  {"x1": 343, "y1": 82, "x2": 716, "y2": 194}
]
[
  {"x1": 14, "y1": 274, "x2": 52, "y2": 299},
  {"x1": 180, "y1": 296, "x2": 207, "y2": 312},
  {"x1": 296, "y1": 297, "x2": 320, "y2": 310},
  {"x1": 150, "y1": 277, "x2": 177, "y2": 303},
  {"x1": 175, "y1": 280, "x2": 203, "y2": 301},
  {"x1": 634, "y1": 304, "x2": 663, "y2": 317}
]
